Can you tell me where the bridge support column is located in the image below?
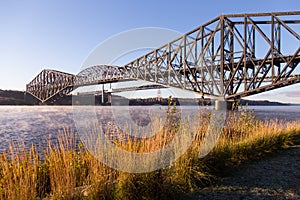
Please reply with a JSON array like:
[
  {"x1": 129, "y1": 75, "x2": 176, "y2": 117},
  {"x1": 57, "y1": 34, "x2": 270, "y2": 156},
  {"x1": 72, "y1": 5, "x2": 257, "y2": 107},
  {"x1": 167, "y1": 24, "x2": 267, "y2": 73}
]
[
  {"x1": 108, "y1": 93, "x2": 111, "y2": 104},
  {"x1": 101, "y1": 84, "x2": 104, "y2": 104},
  {"x1": 214, "y1": 100, "x2": 231, "y2": 110}
]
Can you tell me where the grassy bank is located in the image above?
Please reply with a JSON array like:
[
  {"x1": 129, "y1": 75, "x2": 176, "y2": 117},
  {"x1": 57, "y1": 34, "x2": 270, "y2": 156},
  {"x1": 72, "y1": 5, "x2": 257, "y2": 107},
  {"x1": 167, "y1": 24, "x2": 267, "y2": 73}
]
[{"x1": 0, "y1": 107, "x2": 299, "y2": 199}]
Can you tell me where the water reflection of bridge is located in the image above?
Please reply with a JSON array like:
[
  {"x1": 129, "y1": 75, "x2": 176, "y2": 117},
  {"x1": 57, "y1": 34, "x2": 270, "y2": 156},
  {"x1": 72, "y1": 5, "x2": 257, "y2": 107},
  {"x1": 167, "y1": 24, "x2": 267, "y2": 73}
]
[{"x1": 26, "y1": 11, "x2": 300, "y2": 103}]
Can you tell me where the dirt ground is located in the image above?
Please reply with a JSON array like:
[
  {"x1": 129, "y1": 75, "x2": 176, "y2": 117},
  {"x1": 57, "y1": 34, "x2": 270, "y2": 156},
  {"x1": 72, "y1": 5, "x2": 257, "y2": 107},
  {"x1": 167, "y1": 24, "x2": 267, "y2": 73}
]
[{"x1": 191, "y1": 145, "x2": 300, "y2": 200}]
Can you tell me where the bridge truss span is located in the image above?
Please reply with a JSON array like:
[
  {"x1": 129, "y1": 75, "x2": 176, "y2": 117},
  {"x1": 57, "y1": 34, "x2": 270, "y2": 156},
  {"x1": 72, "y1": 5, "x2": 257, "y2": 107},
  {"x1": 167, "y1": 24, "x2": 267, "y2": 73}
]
[
  {"x1": 74, "y1": 65, "x2": 129, "y2": 86},
  {"x1": 26, "y1": 69, "x2": 75, "y2": 102},
  {"x1": 26, "y1": 11, "x2": 300, "y2": 102},
  {"x1": 122, "y1": 11, "x2": 300, "y2": 99}
]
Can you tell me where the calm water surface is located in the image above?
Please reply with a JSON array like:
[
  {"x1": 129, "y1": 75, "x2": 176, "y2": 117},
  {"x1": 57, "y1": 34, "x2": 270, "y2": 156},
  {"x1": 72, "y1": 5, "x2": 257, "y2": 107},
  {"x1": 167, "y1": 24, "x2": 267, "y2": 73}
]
[{"x1": 0, "y1": 105, "x2": 299, "y2": 153}]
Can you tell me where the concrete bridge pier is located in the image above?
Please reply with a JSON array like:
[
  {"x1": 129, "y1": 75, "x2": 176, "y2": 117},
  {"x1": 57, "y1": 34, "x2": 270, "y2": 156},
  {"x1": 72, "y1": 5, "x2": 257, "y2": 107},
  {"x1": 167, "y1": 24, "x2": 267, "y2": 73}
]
[
  {"x1": 214, "y1": 100, "x2": 232, "y2": 110},
  {"x1": 101, "y1": 84, "x2": 104, "y2": 104}
]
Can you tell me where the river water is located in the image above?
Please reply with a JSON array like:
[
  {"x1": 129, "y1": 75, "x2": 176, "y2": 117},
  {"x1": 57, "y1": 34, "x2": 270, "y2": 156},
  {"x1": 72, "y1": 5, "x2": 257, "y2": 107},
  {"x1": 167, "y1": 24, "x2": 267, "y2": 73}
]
[{"x1": 0, "y1": 105, "x2": 299, "y2": 153}]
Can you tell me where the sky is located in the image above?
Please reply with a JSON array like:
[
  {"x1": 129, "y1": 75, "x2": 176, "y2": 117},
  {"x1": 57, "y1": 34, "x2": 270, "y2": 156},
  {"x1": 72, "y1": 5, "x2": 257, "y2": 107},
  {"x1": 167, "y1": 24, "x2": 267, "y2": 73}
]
[{"x1": 0, "y1": 0, "x2": 299, "y2": 103}]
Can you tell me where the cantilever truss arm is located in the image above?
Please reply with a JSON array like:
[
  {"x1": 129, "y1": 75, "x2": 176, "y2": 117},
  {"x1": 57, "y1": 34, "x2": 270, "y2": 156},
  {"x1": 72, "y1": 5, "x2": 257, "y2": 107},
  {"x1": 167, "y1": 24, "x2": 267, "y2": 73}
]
[
  {"x1": 120, "y1": 11, "x2": 300, "y2": 99},
  {"x1": 26, "y1": 69, "x2": 75, "y2": 103},
  {"x1": 26, "y1": 11, "x2": 300, "y2": 102}
]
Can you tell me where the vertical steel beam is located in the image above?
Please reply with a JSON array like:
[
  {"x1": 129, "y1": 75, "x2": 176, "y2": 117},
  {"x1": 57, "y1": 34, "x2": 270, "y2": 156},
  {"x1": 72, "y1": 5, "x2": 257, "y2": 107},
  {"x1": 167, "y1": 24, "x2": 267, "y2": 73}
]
[
  {"x1": 272, "y1": 15, "x2": 275, "y2": 81},
  {"x1": 220, "y1": 15, "x2": 225, "y2": 96},
  {"x1": 243, "y1": 15, "x2": 247, "y2": 92}
]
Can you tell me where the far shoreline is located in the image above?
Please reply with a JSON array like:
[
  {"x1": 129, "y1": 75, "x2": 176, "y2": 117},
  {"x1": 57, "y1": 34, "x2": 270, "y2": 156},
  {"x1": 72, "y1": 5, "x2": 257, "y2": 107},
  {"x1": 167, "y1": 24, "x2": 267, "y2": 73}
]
[{"x1": 0, "y1": 89, "x2": 298, "y2": 106}]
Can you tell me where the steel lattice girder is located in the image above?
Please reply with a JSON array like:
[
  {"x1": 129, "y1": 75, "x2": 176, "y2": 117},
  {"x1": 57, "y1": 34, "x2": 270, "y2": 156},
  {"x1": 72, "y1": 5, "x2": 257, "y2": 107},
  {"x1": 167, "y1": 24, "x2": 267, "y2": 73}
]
[
  {"x1": 26, "y1": 69, "x2": 75, "y2": 102},
  {"x1": 74, "y1": 65, "x2": 128, "y2": 86},
  {"x1": 120, "y1": 11, "x2": 300, "y2": 99},
  {"x1": 26, "y1": 11, "x2": 300, "y2": 101}
]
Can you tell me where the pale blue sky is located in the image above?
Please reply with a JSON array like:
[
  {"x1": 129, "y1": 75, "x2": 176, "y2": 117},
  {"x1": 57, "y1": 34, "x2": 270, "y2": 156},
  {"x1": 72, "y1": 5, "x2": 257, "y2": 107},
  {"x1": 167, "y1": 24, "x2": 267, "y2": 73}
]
[{"x1": 0, "y1": 0, "x2": 299, "y2": 103}]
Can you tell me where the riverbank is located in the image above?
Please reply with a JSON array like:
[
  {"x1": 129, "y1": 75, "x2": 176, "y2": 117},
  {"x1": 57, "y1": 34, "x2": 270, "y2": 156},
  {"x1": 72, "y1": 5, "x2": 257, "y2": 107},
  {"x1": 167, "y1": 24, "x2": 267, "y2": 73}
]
[
  {"x1": 0, "y1": 89, "x2": 72, "y2": 105},
  {"x1": 0, "y1": 106, "x2": 299, "y2": 199},
  {"x1": 0, "y1": 89, "x2": 295, "y2": 106}
]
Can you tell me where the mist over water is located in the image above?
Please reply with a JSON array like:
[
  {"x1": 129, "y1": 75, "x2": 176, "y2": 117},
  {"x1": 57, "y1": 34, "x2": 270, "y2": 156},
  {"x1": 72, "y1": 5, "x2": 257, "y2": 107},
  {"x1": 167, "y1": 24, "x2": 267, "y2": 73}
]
[
  {"x1": 0, "y1": 105, "x2": 299, "y2": 153},
  {"x1": 0, "y1": 106, "x2": 75, "y2": 153}
]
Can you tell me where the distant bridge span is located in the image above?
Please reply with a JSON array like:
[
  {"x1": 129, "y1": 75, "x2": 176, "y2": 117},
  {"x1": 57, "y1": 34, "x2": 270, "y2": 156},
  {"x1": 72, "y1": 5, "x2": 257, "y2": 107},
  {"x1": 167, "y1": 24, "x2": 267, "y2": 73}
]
[{"x1": 26, "y1": 11, "x2": 300, "y2": 103}]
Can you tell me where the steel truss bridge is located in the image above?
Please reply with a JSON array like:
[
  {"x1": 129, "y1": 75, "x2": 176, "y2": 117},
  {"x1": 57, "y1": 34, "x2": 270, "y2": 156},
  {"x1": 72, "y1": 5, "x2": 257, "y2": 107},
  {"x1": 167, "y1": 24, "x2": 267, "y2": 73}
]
[{"x1": 26, "y1": 11, "x2": 300, "y2": 103}]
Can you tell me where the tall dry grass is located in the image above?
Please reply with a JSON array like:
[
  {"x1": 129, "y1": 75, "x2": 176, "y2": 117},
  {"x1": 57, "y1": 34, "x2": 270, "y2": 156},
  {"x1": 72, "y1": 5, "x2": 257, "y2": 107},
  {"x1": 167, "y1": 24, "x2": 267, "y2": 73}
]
[
  {"x1": 0, "y1": 143, "x2": 38, "y2": 199},
  {"x1": 0, "y1": 106, "x2": 299, "y2": 199}
]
